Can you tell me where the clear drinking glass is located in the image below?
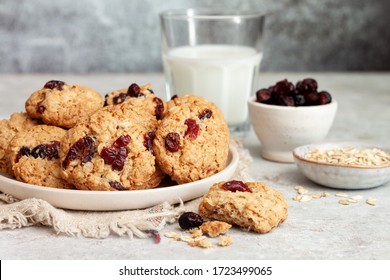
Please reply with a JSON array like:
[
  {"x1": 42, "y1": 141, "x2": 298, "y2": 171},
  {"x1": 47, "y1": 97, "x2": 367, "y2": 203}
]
[{"x1": 160, "y1": 9, "x2": 265, "y2": 134}]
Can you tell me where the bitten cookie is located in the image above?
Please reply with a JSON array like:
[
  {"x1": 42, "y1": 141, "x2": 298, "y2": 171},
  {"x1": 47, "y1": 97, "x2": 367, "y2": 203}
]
[
  {"x1": 153, "y1": 95, "x2": 230, "y2": 184},
  {"x1": 25, "y1": 80, "x2": 104, "y2": 128},
  {"x1": 198, "y1": 180, "x2": 288, "y2": 233},
  {"x1": 59, "y1": 103, "x2": 164, "y2": 191},
  {"x1": 0, "y1": 112, "x2": 39, "y2": 176},
  {"x1": 7, "y1": 125, "x2": 74, "y2": 189}
]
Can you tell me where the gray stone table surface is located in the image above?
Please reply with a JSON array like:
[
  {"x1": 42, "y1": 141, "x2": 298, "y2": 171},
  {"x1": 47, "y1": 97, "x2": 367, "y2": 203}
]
[{"x1": 0, "y1": 72, "x2": 389, "y2": 260}]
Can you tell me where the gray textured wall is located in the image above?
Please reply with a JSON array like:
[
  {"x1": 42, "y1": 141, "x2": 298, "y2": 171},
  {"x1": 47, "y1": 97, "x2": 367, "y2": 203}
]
[{"x1": 1, "y1": 0, "x2": 389, "y2": 73}]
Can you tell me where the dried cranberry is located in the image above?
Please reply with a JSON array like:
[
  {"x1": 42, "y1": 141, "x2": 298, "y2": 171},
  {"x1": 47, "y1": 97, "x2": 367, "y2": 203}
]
[
  {"x1": 199, "y1": 109, "x2": 213, "y2": 120},
  {"x1": 15, "y1": 146, "x2": 31, "y2": 163},
  {"x1": 16, "y1": 141, "x2": 60, "y2": 163},
  {"x1": 63, "y1": 136, "x2": 96, "y2": 168},
  {"x1": 153, "y1": 97, "x2": 164, "y2": 120},
  {"x1": 304, "y1": 92, "x2": 319, "y2": 105},
  {"x1": 222, "y1": 180, "x2": 252, "y2": 192},
  {"x1": 109, "y1": 181, "x2": 126, "y2": 191},
  {"x1": 293, "y1": 94, "x2": 306, "y2": 106},
  {"x1": 318, "y1": 91, "x2": 332, "y2": 105},
  {"x1": 256, "y1": 88, "x2": 272, "y2": 103},
  {"x1": 30, "y1": 141, "x2": 60, "y2": 160},
  {"x1": 100, "y1": 147, "x2": 116, "y2": 164},
  {"x1": 296, "y1": 78, "x2": 318, "y2": 94},
  {"x1": 184, "y1": 119, "x2": 200, "y2": 140},
  {"x1": 31, "y1": 145, "x2": 46, "y2": 159},
  {"x1": 272, "y1": 79, "x2": 295, "y2": 96},
  {"x1": 47, "y1": 141, "x2": 60, "y2": 159},
  {"x1": 113, "y1": 135, "x2": 131, "y2": 148},
  {"x1": 178, "y1": 212, "x2": 204, "y2": 230},
  {"x1": 145, "y1": 230, "x2": 161, "y2": 244},
  {"x1": 104, "y1": 94, "x2": 109, "y2": 106},
  {"x1": 278, "y1": 95, "x2": 295, "y2": 106},
  {"x1": 165, "y1": 132, "x2": 180, "y2": 152},
  {"x1": 44, "y1": 80, "x2": 65, "y2": 90},
  {"x1": 144, "y1": 131, "x2": 155, "y2": 153},
  {"x1": 127, "y1": 83, "x2": 143, "y2": 98},
  {"x1": 112, "y1": 92, "x2": 128, "y2": 105},
  {"x1": 100, "y1": 135, "x2": 131, "y2": 171},
  {"x1": 37, "y1": 101, "x2": 45, "y2": 113},
  {"x1": 112, "y1": 148, "x2": 128, "y2": 171}
]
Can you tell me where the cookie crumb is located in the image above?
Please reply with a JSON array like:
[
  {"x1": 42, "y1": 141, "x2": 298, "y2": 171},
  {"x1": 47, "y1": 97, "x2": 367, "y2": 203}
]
[
  {"x1": 188, "y1": 239, "x2": 214, "y2": 248},
  {"x1": 188, "y1": 228, "x2": 203, "y2": 238},
  {"x1": 219, "y1": 236, "x2": 233, "y2": 247},
  {"x1": 200, "y1": 221, "x2": 232, "y2": 237},
  {"x1": 165, "y1": 220, "x2": 234, "y2": 249}
]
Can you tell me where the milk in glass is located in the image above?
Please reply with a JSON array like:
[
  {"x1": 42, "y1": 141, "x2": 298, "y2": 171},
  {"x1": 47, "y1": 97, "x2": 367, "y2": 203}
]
[{"x1": 163, "y1": 45, "x2": 262, "y2": 127}]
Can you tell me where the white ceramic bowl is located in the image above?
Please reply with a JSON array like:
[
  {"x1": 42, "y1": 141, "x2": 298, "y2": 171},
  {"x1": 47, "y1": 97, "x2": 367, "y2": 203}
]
[
  {"x1": 293, "y1": 142, "x2": 390, "y2": 189},
  {"x1": 248, "y1": 96, "x2": 338, "y2": 163}
]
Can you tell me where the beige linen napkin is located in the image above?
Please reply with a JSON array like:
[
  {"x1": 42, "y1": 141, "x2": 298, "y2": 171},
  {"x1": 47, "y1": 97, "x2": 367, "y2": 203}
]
[{"x1": 0, "y1": 137, "x2": 252, "y2": 239}]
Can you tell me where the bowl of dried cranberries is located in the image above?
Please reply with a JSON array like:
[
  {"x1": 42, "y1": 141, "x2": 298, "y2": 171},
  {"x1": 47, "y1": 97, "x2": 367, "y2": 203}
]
[{"x1": 248, "y1": 78, "x2": 338, "y2": 163}]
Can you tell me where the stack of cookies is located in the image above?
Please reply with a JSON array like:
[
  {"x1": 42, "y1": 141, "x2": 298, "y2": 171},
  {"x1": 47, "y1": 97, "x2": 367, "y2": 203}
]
[{"x1": 0, "y1": 80, "x2": 230, "y2": 191}]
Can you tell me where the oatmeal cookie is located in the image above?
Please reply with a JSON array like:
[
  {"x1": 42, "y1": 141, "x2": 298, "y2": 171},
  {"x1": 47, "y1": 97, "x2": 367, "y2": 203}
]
[
  {"x1": 7, "y1": 125, "x2": 74, "y2": 189},
  {"x1": 198, "y1": 180, "x2": 288, "y2": 233},
  {"x1": 25, "y1": 80, "x2": 103, "y2": 128},
  {"x1": 59, "y1": 103, "x2": 164, "y2": 191},
  {"x1": 104, "y1": 82, "x2": 166, "y2": 119},
  {"x1": 104, "y1": 83, "x2": 166, "y2": 132},
  {"x1": 0, "y1": 112, "x2": 39, "y2": 176},
  {"x1": 105, "y1": 83, "x2": 163, "y2": 108},
  {"x1": 104, "y1": 83, "x2": 152, "y2": 106},
  {"x1": 153, "y1": 95, "x2": 229, "y2": 184}
]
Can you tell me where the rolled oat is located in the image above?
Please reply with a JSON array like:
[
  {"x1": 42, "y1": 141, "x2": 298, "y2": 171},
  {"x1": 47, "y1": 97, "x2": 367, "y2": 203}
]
[
  {"x1": 366, "y1": 197, "x2": 377, "y2": 206},
  {"x1": 338, "y1": 199, "x2": 350, "y2": 205},
  {"x1": 304, "y1": 146, "x2": 390, "y2": 167}
]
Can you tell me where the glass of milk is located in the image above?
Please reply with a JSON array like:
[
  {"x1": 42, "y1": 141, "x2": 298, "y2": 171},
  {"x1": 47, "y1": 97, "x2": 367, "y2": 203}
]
[{"x1": 160, "y1": 9, "x2": 265, "y2": 134}]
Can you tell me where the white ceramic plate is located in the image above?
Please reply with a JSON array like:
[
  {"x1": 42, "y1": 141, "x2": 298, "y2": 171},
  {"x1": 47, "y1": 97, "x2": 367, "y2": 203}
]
[
  {"x1": 293, "y1": 142, "x2": 390, "y2": 189},
  {"x1": 0, "y1": 146, "x2": 239, "y2": 211}
]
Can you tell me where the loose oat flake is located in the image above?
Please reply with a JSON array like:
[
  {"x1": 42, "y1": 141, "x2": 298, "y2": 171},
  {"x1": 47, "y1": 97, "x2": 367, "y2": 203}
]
[
  {"x1": 351, "y1": 195, "x2": 363, "y2": 200},
  {"x1": 366, "y1": 198, "x2": 377, "y2": 206},
  {"x1": 296, "y1": 186, "x2": 309, "y2": 194},
  {"x1": 335, "y1": 192, "x2": 349, "y2": 197},
  {"x1": 293, "y1": 186, "x2": 377, "y2": 208},
  {"x1": 338, "y1": 199, "x2": 350, "y2": 205},
  {"x1": 293, "y1": 185, "x2": 330, "y2": 202}
]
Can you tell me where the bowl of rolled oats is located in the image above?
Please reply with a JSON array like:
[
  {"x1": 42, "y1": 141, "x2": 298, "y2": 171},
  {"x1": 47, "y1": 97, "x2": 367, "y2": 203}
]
[{"x1": 293, "y1": 142, "x2": 390, "y2": 189}]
